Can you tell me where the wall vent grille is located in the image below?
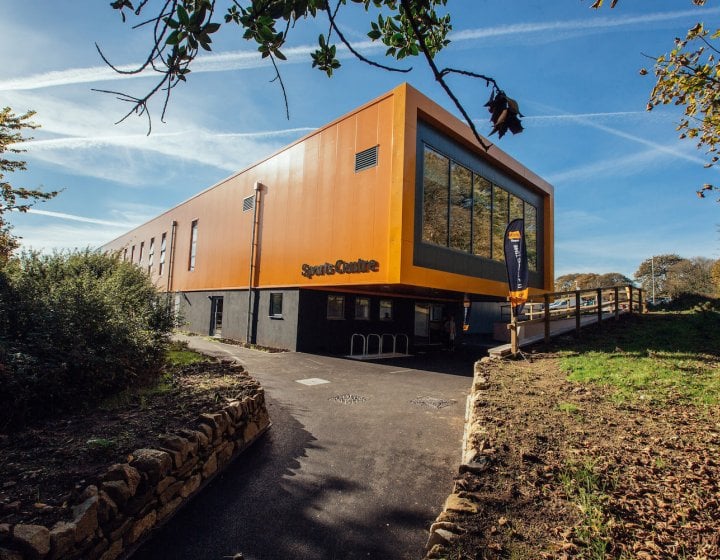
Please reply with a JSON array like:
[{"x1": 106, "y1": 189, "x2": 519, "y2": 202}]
[
  {"x1": 355, "y1": 146, "x2": 379, "y2": 173},
  {"x1": 242, "y1": 195, "x2": 255, "y2": 212}
]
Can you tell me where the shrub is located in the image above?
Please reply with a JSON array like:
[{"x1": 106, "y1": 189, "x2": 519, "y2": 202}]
[{"x1": 0, "y1": 250, "x2": 174, "y2": 428}]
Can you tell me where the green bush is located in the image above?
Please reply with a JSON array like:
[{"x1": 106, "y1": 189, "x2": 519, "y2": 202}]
[{"x1": 0, "y1": 250, "x2": 174, "y2": 428}]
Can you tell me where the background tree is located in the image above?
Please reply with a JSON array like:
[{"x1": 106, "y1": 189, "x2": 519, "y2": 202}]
[
  {"x1": 555, "y1": 272, "x2": 631, "y2": 291},
  {"x1": 711, "y1": 258, "x2": 720, "y2": 296},
  {"x1": 0, "y1": 107, "x2": 58, "y2": 264},
  {"x1": 634, "y1": 254, "x2": 685, "y2": 298},
  {"x1": 665, "y1": 256, "x2": 716, "y2": 298}
]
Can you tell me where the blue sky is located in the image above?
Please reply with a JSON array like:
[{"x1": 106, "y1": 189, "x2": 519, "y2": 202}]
[{"x1": 1, "y1": 1, "x2": 718, "y2": 278}]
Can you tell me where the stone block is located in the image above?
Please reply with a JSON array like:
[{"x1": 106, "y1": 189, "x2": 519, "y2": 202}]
[
  {"x1": 174, "y1": 456, "x2": 199, "y2": 479},
  {"x1": 98, "y1": 492, "x2": 118, "y2": 526},
  {"x1": 426, "y1": 528, "x2": 456, "y2": 550},
  {"x1": 108, "y1": 519, "x2": 132, "y2": 543},
  {"x1": 85, "y1": 538, "x2": 108, "y2": 560},
  {"x1": 0, "y1": 548, "x2": 23, "y2": 560},
  {"x1": 180, "y1": 474, "x2": 202, "y2": 498},
  {"x1": 103, "y1": 464, "x2": 141, "y2": 496},
  {"x1": 216, "y1": 441, "x2": 235, "y2": 467},
  {"x1": 157, "y1": 496, "x2": 183, "y2": 522},
  {"x1": 129, "y1": 449, "x2": 172, "y2": 485},
  {"x1": 155, "y1": 476, "x2": 177, "y2": 496},
  {"x1": 158, "y1": 480, "x2": 184, "y2": 506},
  {"x1": 72, "y1": 494, "x2": 99, "y2": 542},
  {"x1": 122, "y1": 489, "x2": 156, "y2": 517},
  {"x1": 195, "y1": 423, "x2": 213, "y2": 442},
  {"x1": 201, "y1": 453, "x2": 217, "y2": 479},
  {"x1": 126, "y1": 511, "x2": 157, "y2": 545},
  {"x1": 49, "y1": 522, "x2": 76, "y2": 560},
  {"x1": 443, "y1": 494, "x2": 479, "y2": 515},
  {"x1": 12, "y1": 524, "x2": 51, "y2": 558},
  {"x1": 242, "y1": 422, "x2": 259, "y2": 443},
  {"x1": 101, "y1": 481, "x2": 131, "y2": 508},
  {"x1": 98, "y1": 539, "x2": 123, "y2": 560}
]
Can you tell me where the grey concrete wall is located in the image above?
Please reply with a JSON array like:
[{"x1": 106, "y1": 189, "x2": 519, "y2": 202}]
[{"x1": 174, "y1": 289, "x2": 299, "y2": 351}]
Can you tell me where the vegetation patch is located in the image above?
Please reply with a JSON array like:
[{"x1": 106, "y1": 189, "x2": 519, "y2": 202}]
[
  {"x1": 431, "y1": 312, "x2": 719, "y2": 560},
  {"x1": 559, "y1": 313, "x2": 720, "y2": 405}
]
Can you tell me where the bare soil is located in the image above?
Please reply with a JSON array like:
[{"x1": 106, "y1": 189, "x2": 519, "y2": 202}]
[
  {"x1": 437, "y1": 345, "x2": 720, "y2": 560},
  {"x1": 0, "y1": 359, "x2": 259, "y2": 529}
]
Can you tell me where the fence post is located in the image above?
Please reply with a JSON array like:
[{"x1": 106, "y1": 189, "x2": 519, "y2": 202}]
[
  {"x1": 596, "y1": 288, "x2": 603, "y2": 329},
  {"x1": 614, "y1": 287, "x2": 619, "y2": 320},
  {"x1": 575, "y1": 290, "x2": 581, "y2": 337},
  {"x1": 628, "y1": 285, "x2": 634, "y2": 315},
  {"x1": 544, "y1": 293, "x2": 550, "y2": 343}
]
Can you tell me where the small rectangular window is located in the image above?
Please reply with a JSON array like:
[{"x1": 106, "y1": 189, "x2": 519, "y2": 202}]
[
  {"x1": 123, "y1": 248, "x2": 127, "y2": 262},
  {"x1": 130, "y1": 245, "x2": 135, "y2": 262},
  {"x1": 327, "y1": 295, "x2": 345, "y2": 320},
  {"x1": 269, "y1": 293, "x2": 283, "y2": 318},
  {"x1": 139, "y1": 242, "x2": 144, "y2": 265},
  {"x1": 159, "y1": 232, "x2": 167, "y2": 276},
  {"x1": 189, "y1": 220, "x2": 198, "y2": 271},
  {"x1": 147, "y1": 238, "x2": 155, "y2": 274},
  {"x1": 379, "y1": 299, "x2": 393, "y2": 321},
  {"x1": 355, "y1": 297, "x2": 370, "y2": 320}
]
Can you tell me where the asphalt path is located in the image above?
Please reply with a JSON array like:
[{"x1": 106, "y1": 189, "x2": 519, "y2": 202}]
[{"x1": 131, "y1": 337, "x2": 479, "y2": 560}]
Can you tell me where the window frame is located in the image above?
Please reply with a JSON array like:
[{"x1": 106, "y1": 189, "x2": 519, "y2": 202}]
[
  {"x1": 327, "y1": 295, "x2": 345, "y2": 320},
  {"x1": 379, "y1": 299, "x2": 393, "y2": 321},
  {"x1": 159, "y1": 232, "x2": 167, "y2": 276},
  {"x1": 354, "y1": 296, "x2": 371, "y2": 321},
  {"x1": 188, "y1": 219, "x2": 198, "y2": 272},
  {"x1": 269, "y1": 292, "x2": 283, "y2": 319}
]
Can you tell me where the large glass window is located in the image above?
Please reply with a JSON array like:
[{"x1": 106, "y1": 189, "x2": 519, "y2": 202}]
[
  {"x1": 327, "y1": 295, "x2": 345, "y2": 320},
  {"x1": 355, "y1": 297, "x2": 370, "y2": 320},
  {"x1": 422, "y1": 146, "x2": 449, "y2": 246},
  {"x1": 492, "y1": 185, "x2": 509, "y2": 262},
  {"x1": 379, "y1": 299, "x2": 393, "y2": 321},
  {"x1": 472, "y1": 176, "x2": 492, "y2": 258},
  {"x1": 159, "y1": 233, "x2": 167, "y2": 276},
  {"x1": 449, "y1": 163, "x2": 472, "y2": 252},
  {"x1": 420, "y1": 143, "x2": 540, "y2": 271},
  {"x1": 189, "y1": 220, "x2": 198, "y2": 271}
]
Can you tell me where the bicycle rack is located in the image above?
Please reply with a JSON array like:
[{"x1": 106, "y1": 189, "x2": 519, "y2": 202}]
[
  {"x1": 348, "y1": 332, "x2": 411, "y2": 359},
  {"x1": 350, "y1": 333, "x2": 367, "y2": 357},
  {"x1": 367, "y1": 333, "x2": 382, "y2": 356}
]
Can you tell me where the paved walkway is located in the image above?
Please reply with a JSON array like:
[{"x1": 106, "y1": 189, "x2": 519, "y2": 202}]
[{"x1": 131, "y1": 337, "x2": 479, "y2": 560}]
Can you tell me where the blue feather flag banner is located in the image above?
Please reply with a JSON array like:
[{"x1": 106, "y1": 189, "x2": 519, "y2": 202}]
[{"x1": 504, "y1": 218, "x2": 528, "y2": 316}]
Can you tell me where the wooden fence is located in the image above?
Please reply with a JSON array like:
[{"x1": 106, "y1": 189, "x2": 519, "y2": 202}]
[{"x1": 504, "y1": 284, "x2": 645, "y2": 355}]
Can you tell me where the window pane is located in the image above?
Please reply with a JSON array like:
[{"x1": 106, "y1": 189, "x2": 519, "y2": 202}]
[
  {"x1": 379, "y1": 299, "x2": 393, "y2": 321},
  {"x1": 269, "y1": 293, "x2": 283, "y2": 317},
  {"x1": 472, "y1": 176, "x2": 492, "y2": 258},
  {"x1": 189, "y1": 220, "x2": 198, "y2": 271},
  {"x1": 510, "y1": 194, "x2": 524, "y2": 222},
  {"x1": 449, "y1": 163, "x2": 472, "y2": 252},
  {"x1": 355, "y1": 297, "x2": 370, "y2": 320},
  {"x1": 492, "y1": 185, "x2": 509, "y2": 261},
  {"x1": 422, "y1": 146, "x2": 449, "y2": 246},
  {"x1": 159, "y1": 233, "x2": 167, "y2": 276},
  {"x1": 147, "y1": 238, "x2": 155, "y2": 274},
  {"x1": 327, "y1": 295, "x2": 345, "y2": 320},
  {"x1": 525, "y1": 202, "x2": 538, "y2": 271}
]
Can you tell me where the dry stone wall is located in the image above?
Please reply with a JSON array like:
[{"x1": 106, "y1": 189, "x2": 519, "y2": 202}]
[
  {"x1": 424, "y1": 357, "x2": 494, "y2": 559},
  {"x1": 0, "y1": 390, "x2": 270, "y2": 560}
]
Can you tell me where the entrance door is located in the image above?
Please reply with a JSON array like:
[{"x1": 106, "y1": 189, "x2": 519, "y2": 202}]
[
  {"x1": 210, "y1": 296, "x2": 224, "y2": 337},
  {"x1": 414, "y1": 303, "x2": 430, "y2": 339}
]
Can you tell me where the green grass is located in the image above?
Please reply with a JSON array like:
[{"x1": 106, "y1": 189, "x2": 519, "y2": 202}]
[
  {"x1": 559, "y1": 460, "x2": 614, "y2": 560},
  {"x1": 559, "y1": 311, "x2": 720, "y2": 405},
  {"x1": 557, "y1": 401, "x2": 580, "y2": 415},
  {"x1": 166, "y1": 340, "x2": 208, "y2": 367}
]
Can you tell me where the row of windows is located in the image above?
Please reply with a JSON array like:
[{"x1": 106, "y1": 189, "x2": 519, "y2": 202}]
[
  {"x1": 327, "y1": 295, "x2": 393, "y2": 321},
  {"x1": 422, "y1": 145, "x2": 539, "y2": 270},
  {"x1": 122, "y1": 219, "x2": 199, "y2": 274}
]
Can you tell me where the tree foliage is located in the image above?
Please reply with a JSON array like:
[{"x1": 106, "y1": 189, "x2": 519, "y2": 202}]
[
  {"x1": 555, "y1": 272, "x2": 631, "y2": 292},
  {"x1": 634, "y1": 254, "x2": 684, "y2": 298},
  {"x1": 101, "y1": 0, "x2": 523, "y2": 145},
  {"x1": 664, "y1": 256, "x2": 716, "y2": 298},
  {"x1": 638, "y1": 4, "x2": 719, "y2": 198},
  {"x1": 0, "y1": 108, "x2": 58, "y2": 263},
  {"x1": 0, "y1": 250, "x2": 174, "y2": 428}
]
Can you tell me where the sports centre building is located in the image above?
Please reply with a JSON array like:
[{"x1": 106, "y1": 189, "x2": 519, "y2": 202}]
[{"x1": 104, "y1": 84, "x2": 554, "y2": 354}]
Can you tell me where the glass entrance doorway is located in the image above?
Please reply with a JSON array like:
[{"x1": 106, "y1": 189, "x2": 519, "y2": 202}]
[
  {"x1": 414, "y1": 302, "x2": 444, "y2": 345},
  {"x1": 210, "y1": 296, "x2": 223, "y2": 337}
]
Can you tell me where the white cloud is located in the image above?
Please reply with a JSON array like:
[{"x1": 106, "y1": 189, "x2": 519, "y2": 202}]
[
  {"x1": 27, "y1": 209, "x2": 138, "y2": 228},
  {"x1": 15, "y1": 223, "x2": 129, "y2": 253},
  {"x1": 546, "y1": 148, "x2": 672, "y2": 185}
]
